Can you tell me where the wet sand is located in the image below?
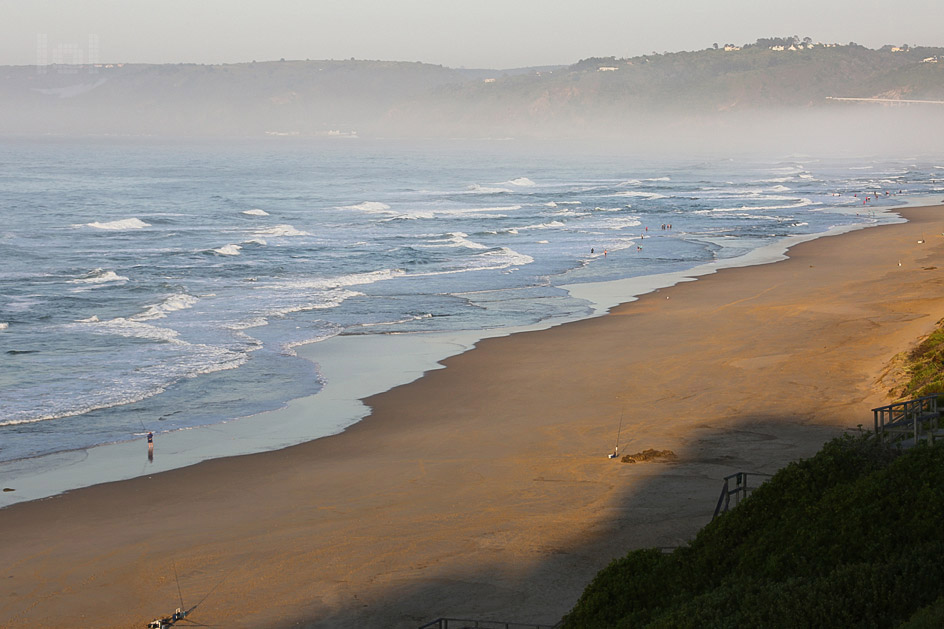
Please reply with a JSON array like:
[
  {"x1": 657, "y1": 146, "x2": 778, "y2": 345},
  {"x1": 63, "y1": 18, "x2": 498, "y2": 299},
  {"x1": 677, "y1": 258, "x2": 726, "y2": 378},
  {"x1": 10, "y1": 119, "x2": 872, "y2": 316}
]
[{"x1": 2, "y1": 205, "x2": 943, "y2": 628}]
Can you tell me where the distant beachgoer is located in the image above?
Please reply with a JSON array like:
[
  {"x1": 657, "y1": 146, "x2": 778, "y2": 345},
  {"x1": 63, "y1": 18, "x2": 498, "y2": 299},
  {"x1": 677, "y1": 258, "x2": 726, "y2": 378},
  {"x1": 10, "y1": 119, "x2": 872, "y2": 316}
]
[
  {"x1": 591, "y1": 247, "x2": 594, "y2": 254},
  {"x1": 604, "y1": 249, "x2": 607, "y2": 257},
  {"x1": 147, "y1": 432, "x2": 153, "y2": 447}
]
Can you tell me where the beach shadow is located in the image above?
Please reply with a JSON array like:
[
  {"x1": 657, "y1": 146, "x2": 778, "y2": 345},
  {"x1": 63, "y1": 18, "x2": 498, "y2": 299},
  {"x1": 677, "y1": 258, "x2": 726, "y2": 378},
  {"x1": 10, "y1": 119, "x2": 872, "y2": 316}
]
[{"x1": 300, "y1": 414, "x2": 848, "y2": 628}]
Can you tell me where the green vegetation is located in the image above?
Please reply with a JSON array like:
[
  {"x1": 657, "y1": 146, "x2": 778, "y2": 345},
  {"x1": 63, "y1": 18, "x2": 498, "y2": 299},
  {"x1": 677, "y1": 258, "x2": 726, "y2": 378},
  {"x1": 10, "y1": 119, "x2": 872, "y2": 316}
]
[
  {"x1": 3, "y1": 38, "x2": 944, "y2": 137},
  {"x1": 561, "y1": 434, "x2": 944, "y2": 628},
  {"x1": 900, "y1": 320, "x2": 944, "y2": 398}
]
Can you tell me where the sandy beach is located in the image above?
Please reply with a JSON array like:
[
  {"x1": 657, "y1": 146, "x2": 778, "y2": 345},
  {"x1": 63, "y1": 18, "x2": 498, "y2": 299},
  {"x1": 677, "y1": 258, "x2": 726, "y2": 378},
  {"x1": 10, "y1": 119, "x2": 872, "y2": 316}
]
[{"x1": 2, "y1": 204, "x2": 944, "y2": 628}]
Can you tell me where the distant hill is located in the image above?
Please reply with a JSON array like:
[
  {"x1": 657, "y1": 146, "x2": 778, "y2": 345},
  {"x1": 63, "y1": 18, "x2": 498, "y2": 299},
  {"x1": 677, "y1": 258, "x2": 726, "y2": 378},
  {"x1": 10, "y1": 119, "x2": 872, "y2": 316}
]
[{"x1": 2, "y1": 38, "x2": 943, "y2": 139}]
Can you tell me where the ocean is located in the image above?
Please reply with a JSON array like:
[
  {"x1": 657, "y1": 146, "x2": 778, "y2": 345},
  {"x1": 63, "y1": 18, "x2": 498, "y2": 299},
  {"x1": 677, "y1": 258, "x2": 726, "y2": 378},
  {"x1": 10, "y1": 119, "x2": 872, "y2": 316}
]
[{"x1": 1, "y1": 137, "x2": 941, "y2": 484}]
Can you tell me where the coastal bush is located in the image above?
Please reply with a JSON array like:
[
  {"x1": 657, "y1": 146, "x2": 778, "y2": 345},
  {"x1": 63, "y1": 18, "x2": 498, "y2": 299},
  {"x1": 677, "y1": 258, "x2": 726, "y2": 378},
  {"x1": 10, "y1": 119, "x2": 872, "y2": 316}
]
[
  {"x1": 561, "y1": 435, "x2": 944, "y2": 628},
  {"x1": 901, "y1": 595, "x2": 944, "y2": 628},
  {"x1": 901, "y1": 323, "x2": 944, "y2": 398}
]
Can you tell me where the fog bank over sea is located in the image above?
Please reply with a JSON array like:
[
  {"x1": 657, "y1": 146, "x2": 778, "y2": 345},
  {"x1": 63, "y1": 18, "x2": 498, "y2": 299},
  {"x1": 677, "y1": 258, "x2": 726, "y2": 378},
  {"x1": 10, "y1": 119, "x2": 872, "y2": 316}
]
[{"x1": 2, "y1": 39, "x2": 944, "y2": 151}]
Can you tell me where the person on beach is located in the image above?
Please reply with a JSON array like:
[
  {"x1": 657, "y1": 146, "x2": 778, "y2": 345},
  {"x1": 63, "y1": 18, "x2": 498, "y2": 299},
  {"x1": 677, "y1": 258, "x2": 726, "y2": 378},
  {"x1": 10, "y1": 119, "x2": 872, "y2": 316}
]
[{"x1": 147, "y1": 432, "x2": 153, "y2": 448}]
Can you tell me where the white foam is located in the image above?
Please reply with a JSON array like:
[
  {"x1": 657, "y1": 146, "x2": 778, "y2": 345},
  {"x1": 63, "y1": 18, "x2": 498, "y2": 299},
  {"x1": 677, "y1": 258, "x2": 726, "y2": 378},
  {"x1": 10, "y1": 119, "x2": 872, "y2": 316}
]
[
  {"x1": 603, "y1": 217, "x2": 643, "y2": 230},
  {"x1": 226, "y1": 317, "x2": 269, "y2": 331},
  {"x1": 474, "y1": 247, "x2": 534, "y2": 269},
  {"x1": 77, "y1": 315, "x2": 100, "y2": 323},
  {"x1": 79, "y1": 317, "x2": 183, "y2": 343},
  {"x1": 545, "y1": 201, "x2": 558, "y2": 207},
  {"x1": 467, "y1": 184, "x2": 512, "y2": 194},
  {"x1": 253, "y1": 224, "x2": 310, "y2": 237},
  {"x1": 416, "y1": 232, "x2": 489, "y2": 250},
  {"x1": 242, "y1": 208, "x2": 270, "y2": 216},
  {"x1": 273, "y1": 290, "x2": 365, "y2": 316},
  {"x1": 612, "y1": 191, "x2": 667, "y2": 200},
  {"x1": 373, "y1": 205, "x2": 521, "y2": 221},
  {"x1": 275, "y1": 268, "x2": 406, "y2": 295},
  {"x1": 644, "y1": 176, "x2": 671, "y2": 182},
  {"x1": 712, "y1": 198, "x2": 815, "y2": 212},
  {"x1": 281, "y1": 331, "x2": 345, "y2": 357},
  {"x1": 769, "y1": 185, "x2": 791, "y2": 192},
  {"x1": 69, "y1": 269, "x2": 129, "y2": 284},
  {"x1": 0, "y1": 322, "x2": 7, "y2": 330},
  {"x1": 214, "y1": 244, "x2": 242, "y2": 256},
  {"x1": 15, "y1": 320, "x2": 254, "y2": 427},
  {"x1": 554, "y1": 209, "x2": 592, "y2": 217},
  {"x1": 87, "y1": 218, "x2": 150, "y2": 230},
  {"x1": 341, "y1": 201, "x2": 392, "y2": 213},
  {"x1": 408, "y1": 247, "x2": 534, "y2": 277},
  {"x1": 516, "y1": 220, "x2": 566, "y2": 231},
  {"x1": 502, "y1": 177, "x2": 536, "y2": 187},
  {"x1": 353, "y1": 313, "x2": 434, "y2": 330},
  {"x1": 132, "y1": 293, "x2": 199, "y2": 321}
]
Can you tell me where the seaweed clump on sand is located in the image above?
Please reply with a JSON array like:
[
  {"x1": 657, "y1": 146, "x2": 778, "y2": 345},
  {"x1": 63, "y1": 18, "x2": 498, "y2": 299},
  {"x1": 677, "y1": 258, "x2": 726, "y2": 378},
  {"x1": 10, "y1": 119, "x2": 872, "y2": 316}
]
[{"x1": 620, "y1": 449, "x2": 677, "y2": 464}]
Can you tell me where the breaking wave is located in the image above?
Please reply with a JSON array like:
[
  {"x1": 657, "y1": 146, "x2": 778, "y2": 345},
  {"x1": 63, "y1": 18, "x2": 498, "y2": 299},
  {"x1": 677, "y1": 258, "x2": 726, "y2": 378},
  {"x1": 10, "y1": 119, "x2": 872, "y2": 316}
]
[{"x1": 87, "y1": 218, "x2": 150, "y2": 230}]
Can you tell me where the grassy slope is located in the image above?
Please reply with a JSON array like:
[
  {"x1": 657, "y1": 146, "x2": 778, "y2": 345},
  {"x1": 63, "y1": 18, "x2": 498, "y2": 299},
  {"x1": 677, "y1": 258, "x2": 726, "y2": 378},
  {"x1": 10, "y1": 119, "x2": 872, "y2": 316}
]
[
  {"x1": 561, "y1": 435, "x2": 944, "y2": 627},
  {"x1": 898, "y1": 320, "x2": 944, "y2": 398},
  {"x1": 562, "y1": 321, "x2": 944, "y2": 627}
]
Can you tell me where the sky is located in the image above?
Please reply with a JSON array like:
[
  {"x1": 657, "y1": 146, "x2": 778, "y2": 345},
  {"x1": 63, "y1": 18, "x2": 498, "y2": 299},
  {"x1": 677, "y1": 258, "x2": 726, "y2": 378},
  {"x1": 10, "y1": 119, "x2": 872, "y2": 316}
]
[{"x1": 2, "y1": 0, "x2": 943, "y2": 69}]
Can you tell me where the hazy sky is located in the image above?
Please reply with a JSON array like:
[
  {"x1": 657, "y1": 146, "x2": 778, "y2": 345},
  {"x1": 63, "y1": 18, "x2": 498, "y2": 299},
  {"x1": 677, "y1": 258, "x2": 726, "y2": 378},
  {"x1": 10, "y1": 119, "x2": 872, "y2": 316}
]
[{"x1": 3, "y1": 0, "x2": 943, "y2": 68}]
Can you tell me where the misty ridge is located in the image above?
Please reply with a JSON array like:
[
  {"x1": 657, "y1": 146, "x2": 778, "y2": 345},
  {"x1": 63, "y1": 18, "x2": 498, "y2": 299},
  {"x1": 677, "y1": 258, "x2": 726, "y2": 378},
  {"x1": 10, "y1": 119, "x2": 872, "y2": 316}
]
[{"x1": 3, "y1": 36, "x2": 944, "y2": 152}]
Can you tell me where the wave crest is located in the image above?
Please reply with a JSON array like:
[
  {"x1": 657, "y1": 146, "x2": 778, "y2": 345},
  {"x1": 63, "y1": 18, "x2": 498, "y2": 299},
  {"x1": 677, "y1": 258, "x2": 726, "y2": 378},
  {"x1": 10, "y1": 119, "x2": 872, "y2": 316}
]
[
  {"x1": 253, "y1": 224, "x2": 310, "y2": 237},
  {"x1": 87, "y1": 218, "x2": 150, "y2": 230},
  {"x1": 213, "y1": 244, "x2": 242, "y2": 256},
  {"x1": 133, "y1": 294, "x2": 199, "y2": 321},
  {"x1": 70, "y1": 269, "x2": 129, "y2": 284}
]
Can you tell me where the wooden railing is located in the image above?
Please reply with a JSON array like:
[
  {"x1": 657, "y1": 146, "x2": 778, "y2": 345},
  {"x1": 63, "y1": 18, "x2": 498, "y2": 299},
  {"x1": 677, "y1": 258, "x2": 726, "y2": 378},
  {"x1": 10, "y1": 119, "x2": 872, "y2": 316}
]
[
  {"x1": 872, "y1": 395, "x2": 942, "y2": 447},
  {"x1": 713, "y1": 471, "x2": 772, "y2": 519}
]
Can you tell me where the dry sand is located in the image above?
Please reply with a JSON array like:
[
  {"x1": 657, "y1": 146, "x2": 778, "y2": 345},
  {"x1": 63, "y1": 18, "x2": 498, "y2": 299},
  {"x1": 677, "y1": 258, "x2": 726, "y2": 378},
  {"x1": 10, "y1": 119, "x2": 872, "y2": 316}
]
[{"x1": 2, "y1": 205, "x2": 944, "y2": 628}]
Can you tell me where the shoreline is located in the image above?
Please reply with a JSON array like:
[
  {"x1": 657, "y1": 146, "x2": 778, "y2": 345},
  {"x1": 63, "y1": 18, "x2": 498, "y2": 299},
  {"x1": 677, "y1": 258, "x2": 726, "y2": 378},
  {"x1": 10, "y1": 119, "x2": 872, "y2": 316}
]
[
  {"x1": 2, "y1": 203, "x2": 943, "y2": 626},
  {"x1": 0, "y1": 198, "x2": 916, "y2": 509}
]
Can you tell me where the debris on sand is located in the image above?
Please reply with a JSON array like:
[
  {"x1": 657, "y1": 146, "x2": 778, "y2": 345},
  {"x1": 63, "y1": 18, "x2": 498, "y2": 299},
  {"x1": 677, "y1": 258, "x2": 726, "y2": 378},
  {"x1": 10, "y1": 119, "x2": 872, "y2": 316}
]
[{"x1": 621, "y1": 449, "x2": 677, "y2": 464}]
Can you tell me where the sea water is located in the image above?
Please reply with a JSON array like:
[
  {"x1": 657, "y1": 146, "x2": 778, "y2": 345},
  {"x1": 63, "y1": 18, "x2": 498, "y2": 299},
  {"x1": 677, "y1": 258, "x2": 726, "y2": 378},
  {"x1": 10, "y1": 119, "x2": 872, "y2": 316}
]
[{"x1": 1, "y1": 137, "x2": 942, "y2": 472}]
